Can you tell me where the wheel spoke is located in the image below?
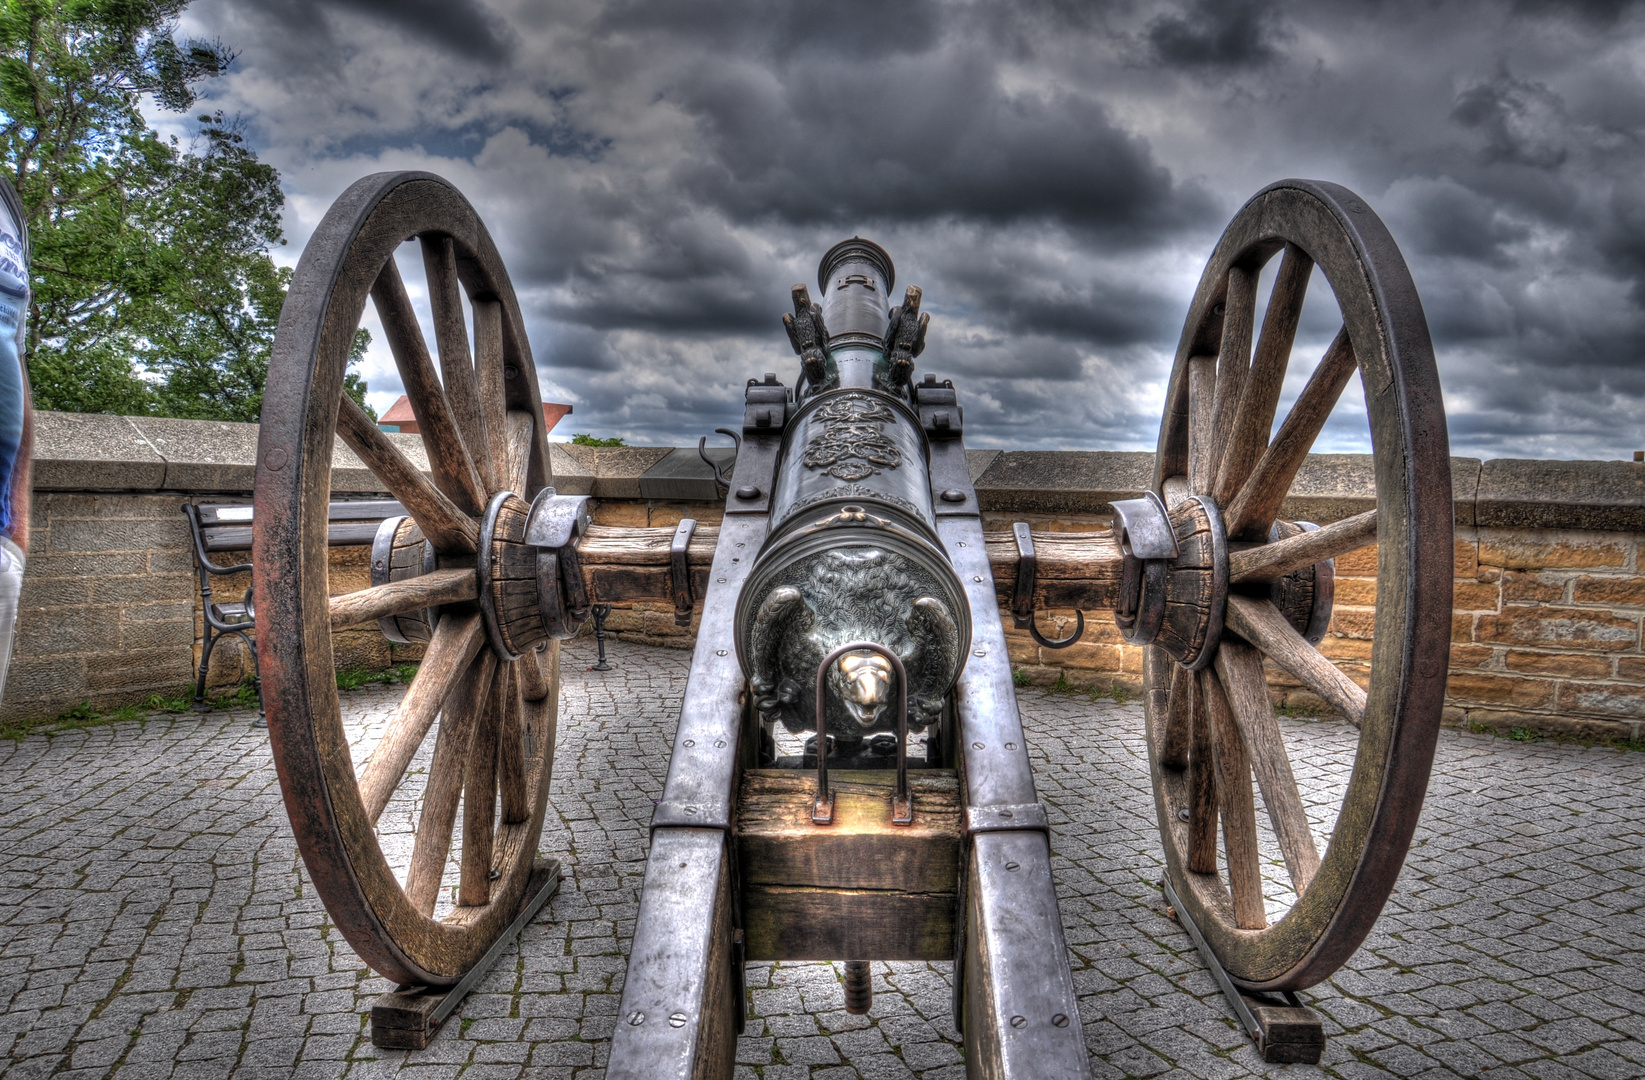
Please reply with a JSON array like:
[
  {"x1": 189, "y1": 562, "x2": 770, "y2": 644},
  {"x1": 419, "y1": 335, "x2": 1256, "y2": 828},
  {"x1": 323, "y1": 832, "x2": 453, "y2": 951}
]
[
  {"x1": 1224, "y1": 326, "x2": 1357, "y2": 540},
  {"x1": 1199, "y1": 667, "x2": 1265, "y2": 928},
  {"x1": 371, "y1": 256, "x2": 489, "y2": 515},
  {"x1": 329, "y1": 568, "x2": 478, "y2": 630},
  {"x1": 473, "y1": 300, "x2": 511, "y2": 493},
  {"x1": 1214, "y1": 246, "x2": 1313, "y2": 508},
  {"x1": 1228, "y1": 508, "x2": 1377, "y2": 584},
  {"x1": 1187, "y1": 355, "x2": 1217, "y2": 495},
  {"x1": 1214, "y1": 641, "x2": 1321, "y2": 894},
  {"x1": 1187, "y1": 673, "x2": 1219, "y2": 876},
  {"x1": 406, "y1": 650, "x2": 499, "y2": 916},
  {"x1": 460, "y1": 664, "x2": 505, "y2": 906},
  {"x1": 1225, "y1": 594, "x2": 1366, "y2": 728},
  {"x1": 1161, "y1": 662, "x2": 1193, "y2": 770},
  {"x1": 337, "y1": 394, "x2": 480, "y2": 554},
  {"x1": 358, "y1": 613, "x2": 487, "y2": 824},
  {"x1": 506, "y1": 409, "x2": 536, "y2": 495},
  {"x1": 497, "y1": 667, "x2": 530, "y2": 823},
  {"x1": 423, "y1": 235, "x2": 499, "y2": 492},
  {"x1": 1206, "y1": 265, "x2": 1258, "y2": 488}
]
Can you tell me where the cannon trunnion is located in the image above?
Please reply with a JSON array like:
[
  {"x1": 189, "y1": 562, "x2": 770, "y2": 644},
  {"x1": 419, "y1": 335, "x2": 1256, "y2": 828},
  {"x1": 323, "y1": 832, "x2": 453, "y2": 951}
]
[{"x1": 255, "y1": 174, "x2": 1452, "y2": 1072}]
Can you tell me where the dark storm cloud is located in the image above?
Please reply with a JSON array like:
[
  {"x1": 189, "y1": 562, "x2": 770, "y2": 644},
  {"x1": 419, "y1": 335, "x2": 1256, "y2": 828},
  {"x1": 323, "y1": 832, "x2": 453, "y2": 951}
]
[
  {"x1": 248, "y1": 0, "x2": 512, "y2": 62},
  {"x1": 1146, "y1": 0, "x2": 1286, "y2": 70},
  {"x1": 182, "y1": 0, "x2": 1645, "y2": 457}
]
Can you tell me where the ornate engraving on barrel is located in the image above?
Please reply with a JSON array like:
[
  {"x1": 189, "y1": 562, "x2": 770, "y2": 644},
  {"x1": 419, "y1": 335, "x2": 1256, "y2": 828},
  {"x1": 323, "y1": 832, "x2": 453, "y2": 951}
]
[
  {"x1": 787, "y1": 484, "x2": 925, "y2": 522},
  {"x1": 802, "y1": 395, "x2": 901, "y2": 481},
  {"x1": 746, "y1": 547, "x2": 959, "y2": 738}
]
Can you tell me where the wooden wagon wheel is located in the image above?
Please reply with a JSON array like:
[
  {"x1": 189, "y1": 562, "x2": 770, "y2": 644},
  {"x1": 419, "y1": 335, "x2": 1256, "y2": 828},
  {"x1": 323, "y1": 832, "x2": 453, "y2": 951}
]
[
  {"x1": 254, "y1": 171, "x2": 561, "y2": 987},
  {"x1": 1146, "y1": 180, "x2": 1453, "y2": 992}
]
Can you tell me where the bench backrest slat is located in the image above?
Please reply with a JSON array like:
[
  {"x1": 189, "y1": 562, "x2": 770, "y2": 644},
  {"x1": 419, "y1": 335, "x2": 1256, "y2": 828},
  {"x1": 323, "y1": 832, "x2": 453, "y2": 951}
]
[{"x1": 193, "y1": 500, "x2": 407, "y2": 554}]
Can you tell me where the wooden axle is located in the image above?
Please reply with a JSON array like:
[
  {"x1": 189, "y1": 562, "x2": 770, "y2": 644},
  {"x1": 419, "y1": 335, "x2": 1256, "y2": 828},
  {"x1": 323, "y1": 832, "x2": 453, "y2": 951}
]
[{"x1": 328, "y1": 517, "x2": 1351, "y2": 663}]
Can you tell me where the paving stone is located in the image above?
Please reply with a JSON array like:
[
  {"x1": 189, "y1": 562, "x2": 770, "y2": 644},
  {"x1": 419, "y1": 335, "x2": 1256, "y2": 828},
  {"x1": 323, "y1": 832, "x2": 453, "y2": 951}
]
[{"x1": 1, "y1": 640, "x2": 1642, "y2": 1077}]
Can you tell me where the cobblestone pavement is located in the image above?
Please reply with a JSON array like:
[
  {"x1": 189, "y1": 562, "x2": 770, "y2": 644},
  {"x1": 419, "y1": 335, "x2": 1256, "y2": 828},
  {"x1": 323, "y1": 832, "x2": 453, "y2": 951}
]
[{"x1": 1, "y1": 638, "x2": 1642, "y2": 1079}]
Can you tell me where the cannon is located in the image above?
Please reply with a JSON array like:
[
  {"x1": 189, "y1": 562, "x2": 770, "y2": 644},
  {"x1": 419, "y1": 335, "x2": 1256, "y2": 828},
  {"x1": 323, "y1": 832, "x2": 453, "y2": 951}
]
[{"x1": 252, "y1": 172, "x2": 1452, "y2": 1072}]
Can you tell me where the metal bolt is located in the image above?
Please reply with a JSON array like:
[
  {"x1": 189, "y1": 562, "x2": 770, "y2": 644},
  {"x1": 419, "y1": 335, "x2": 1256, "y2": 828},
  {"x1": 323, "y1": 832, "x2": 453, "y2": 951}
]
[
  {"x1": 683, "y1": 740, "x2": 695, "y2": 748},
  {"x1": 1010, "y1": 1015, "x2": 1027, "y2": 1028},
  {"x1": 627, "y1": 1011, "x2": 645, "y2": 1026},
  {"x1": 736, "y1": 485, "x2": 761, "y2": 500},
  {"x1": 1053, "y1": 1013, "x2": 1070, "y2": 1027},
  {"x1": 1005, "y1": 742, "x2": 1016, "y2": 751},
  {"x1": 716, "y1": 649, "x2": 727, "y2": 656},
  {"x1": 1006, "y1": 862, "x2": 1020, "y2": 872},
  {"x1": 941, "y1": 488, "x2": 966, "y2": 502},
  {"x1": 668, "y1": 1012, "x2": 688, "y2": 1028},
  {"x1": 1000, "y1": 809, "x2": 1013, "y2": 819},
  {"x1": 972, "y1": 742, "x2": 985, "y2": 750},
  {"x1": 972, "y1": 575, "x2": 983, "y2": 582},
  {"x1": 714, "y1": 739, "x2": 726, "y2": 748},
  {"x1": 1177, "y1": 807, "x2": 1191, "y2": 822}
]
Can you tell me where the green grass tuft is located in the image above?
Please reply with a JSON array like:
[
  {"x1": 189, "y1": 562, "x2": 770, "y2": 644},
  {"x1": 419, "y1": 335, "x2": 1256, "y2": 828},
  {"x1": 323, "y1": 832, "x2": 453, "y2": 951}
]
[
  {"x1": 1012, "y1": 668, "x2": 1031, "y2": 687},
  {"x1": 337, "y1": 664, "x2": 421, "y2": 692}
]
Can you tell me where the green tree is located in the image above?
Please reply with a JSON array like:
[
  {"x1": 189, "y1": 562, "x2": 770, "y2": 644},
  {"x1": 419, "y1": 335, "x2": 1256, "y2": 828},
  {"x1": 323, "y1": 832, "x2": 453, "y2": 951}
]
[{"x1": 0, "y1": 0, "x2": 368, "y2": 420}]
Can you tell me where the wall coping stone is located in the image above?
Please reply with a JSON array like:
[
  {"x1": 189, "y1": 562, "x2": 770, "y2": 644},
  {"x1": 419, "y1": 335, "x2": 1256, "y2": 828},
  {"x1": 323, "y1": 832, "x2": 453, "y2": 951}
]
[
  {"x1": 30, "y1": 412, "x2": 1645, "y2": 532},
  {"x1": 34, "y1": 411, "x2": 429, "y2": 496}
]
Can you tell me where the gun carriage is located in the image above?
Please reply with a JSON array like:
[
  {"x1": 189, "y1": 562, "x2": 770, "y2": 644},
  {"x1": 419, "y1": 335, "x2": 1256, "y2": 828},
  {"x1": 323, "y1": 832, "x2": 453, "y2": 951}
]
[{"x1": 253, "y1": 171, "x2": 1452, "y2": 1073}]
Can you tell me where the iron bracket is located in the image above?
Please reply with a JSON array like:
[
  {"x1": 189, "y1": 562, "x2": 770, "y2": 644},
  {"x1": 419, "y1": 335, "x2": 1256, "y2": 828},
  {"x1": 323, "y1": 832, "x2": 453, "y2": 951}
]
[
  {"x1": 1010, "y1": 523, "x2": 1036, "y2": 629},
  {"x1": 1111, "y1": 492, "x2": 1176, "y2": 646},
  {"x1": 524, "y1": 489, "x2": 593, "y2": 637},
  {"x1": 727, "y1": 375, "x2": 788, "y2": 515},
  {"x1": 670, "y1": 518, "x2": 697, "y2": 627},
  {"x1": 1010, "y1": 522, "x2": 1084, "y2": 649},
  {"x1": 965, "y1": 802, "x2": 1049, "y2": 834}
]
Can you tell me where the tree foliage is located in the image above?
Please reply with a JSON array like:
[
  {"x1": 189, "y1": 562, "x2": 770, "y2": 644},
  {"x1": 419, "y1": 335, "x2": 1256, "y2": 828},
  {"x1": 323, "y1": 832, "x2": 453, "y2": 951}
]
[{"x1": 0, "y1": 0, "x2": 368, "y2": 420}]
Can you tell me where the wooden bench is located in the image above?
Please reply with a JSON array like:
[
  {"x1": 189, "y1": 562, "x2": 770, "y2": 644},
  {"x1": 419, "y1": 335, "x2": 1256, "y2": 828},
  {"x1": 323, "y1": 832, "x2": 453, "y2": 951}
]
[{"x1": 182, "y1": 500, "x2": 407, "y2": 710}]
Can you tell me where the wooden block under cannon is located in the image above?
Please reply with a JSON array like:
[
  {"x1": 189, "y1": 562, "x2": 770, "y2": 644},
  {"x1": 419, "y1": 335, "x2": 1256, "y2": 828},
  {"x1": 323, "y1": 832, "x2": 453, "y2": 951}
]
[{"x1": 736, "y1": 770, "x2": 962, "y2": 961}]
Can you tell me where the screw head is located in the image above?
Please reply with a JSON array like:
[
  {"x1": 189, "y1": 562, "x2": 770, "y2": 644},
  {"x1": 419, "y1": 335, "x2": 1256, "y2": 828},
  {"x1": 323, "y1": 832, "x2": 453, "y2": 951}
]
[
  {"x1": 668, "y1": 1012, "x2": 688, "y2": 1028},
  {"x1": 940, "y1": 488, "x2": 966, "y2": 503},
  {"x1": 1053, "y1": 1013, "x2": 1070, "y2": 1027},
  {"x1": 1005, "y1": 861, "x2": 1020, "y2": 872},
  {"x1": 627, "y1": 1011, "x2": 645, "y2": 1026},
  {"x1": 1010, "y1": 1015, "x2": 1027, "y2": 1028},
  {"x1": 735, "y1": 485, "x2": 761, "y2": 500},
  {"x1": 1177, "y1": 807, "x2": 1191, "y2": 822}
]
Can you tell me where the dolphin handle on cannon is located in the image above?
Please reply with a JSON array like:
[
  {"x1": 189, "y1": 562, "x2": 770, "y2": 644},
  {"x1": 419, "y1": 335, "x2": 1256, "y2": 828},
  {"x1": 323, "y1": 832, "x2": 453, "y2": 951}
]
[{"x1": 251, "y1": 172, "x2": 1452, "y2": 1071}]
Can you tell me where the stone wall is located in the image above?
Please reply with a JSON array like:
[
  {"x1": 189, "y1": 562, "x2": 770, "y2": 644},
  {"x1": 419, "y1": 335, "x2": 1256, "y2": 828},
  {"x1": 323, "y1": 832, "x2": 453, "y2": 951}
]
[{"x1": 13, "y1": 412, "x2": 1645, "y2": 743}]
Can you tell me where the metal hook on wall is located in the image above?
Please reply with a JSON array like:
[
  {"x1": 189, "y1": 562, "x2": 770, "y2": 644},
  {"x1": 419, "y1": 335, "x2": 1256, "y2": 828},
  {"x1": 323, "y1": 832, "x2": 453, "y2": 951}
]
[
  {"x1": 1027, "y1": 609, "x2": 1084, "y2": 650},
  {"x1": 698, "y1": 428, "x2": 741, "y2": 495}
]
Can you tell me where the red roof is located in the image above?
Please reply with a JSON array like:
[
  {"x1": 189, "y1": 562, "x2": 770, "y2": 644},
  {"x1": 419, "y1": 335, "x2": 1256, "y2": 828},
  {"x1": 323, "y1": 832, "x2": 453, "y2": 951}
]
[{"x1": 380, "y1": 397, "x2": 572, "y2": 435}]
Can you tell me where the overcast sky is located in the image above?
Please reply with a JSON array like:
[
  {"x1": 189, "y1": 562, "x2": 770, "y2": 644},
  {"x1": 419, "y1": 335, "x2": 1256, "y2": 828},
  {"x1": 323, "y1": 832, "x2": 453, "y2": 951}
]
[{"x1": 174, "y1": 0, "x2": 1645, "y2": 461}]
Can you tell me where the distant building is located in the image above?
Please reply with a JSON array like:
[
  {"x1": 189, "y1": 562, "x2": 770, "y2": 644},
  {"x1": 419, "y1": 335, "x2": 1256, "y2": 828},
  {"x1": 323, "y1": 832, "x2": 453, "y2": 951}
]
[{"x1": 378, "y1": 397, "x2": 572, "y2": 436}]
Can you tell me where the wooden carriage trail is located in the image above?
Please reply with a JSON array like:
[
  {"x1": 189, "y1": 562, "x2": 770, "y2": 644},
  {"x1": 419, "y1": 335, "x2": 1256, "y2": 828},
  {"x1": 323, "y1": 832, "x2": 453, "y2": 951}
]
[{"x1": 0, "y1": 638, "x2": 1640, "y2": 1079}]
